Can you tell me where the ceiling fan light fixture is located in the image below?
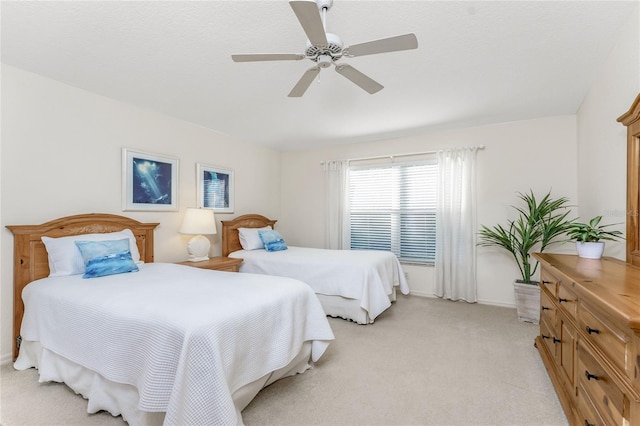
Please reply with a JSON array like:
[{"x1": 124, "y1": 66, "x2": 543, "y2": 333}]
[{"x1": 317, "y1": 55, "x2": 332, "y2": 68}]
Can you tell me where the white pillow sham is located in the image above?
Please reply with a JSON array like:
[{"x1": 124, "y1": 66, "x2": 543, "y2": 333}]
[
  {"x1": 238, "y1": 226, "x2": 272, "y2": 250},
  {"x1": 42, "y1": 229, "x2": 142, "y2": 277}
]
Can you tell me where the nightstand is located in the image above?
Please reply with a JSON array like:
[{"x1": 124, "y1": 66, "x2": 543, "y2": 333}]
[{"x1": 176, "y1": 256, "x2": 243, "y2": 272}]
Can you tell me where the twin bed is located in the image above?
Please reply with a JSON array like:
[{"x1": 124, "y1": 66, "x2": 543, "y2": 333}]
[
  {"x1": 8, "y1": 213, "x2": 334, "y2": 425},
  {"x1": 221, "y1": 214, "x2": 409, "y2": 324}
]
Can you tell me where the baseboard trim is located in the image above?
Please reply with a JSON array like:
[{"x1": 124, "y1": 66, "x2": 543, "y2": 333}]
[
  {"x1": 403, "y1": 290, "x2": 436, "y2": 298},
  {"x1": 1, "y1": 352, "x2": 13, "y2": 366},
  {"x1": 476, "y1": 299, "x2": 516, "y2": 309},
  {"x1": 402, "y1": 291, "x2": 516, "y2": 309}
]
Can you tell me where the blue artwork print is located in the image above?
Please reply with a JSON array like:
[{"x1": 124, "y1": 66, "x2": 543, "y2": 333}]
[
  {"x1": 203, "y1": 171, "x2": 230, "y2": 209},
  {"x1": 133, "y1": 157, "x2": 172, "y2": 204}
]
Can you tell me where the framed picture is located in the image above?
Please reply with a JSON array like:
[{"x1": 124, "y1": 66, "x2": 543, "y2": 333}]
[
  {"x1": 122, "y1": 148, "x2": 178, "y2": 211},
  {"x1": 197, "y1": 163, "x2": 234, "y2": 213}
]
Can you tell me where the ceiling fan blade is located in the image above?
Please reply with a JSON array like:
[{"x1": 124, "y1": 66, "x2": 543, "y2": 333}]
[
  {"x1": 345, "y1": 33, "x2": 418, "y2": 57},
  {"x1": 289, "y1": 1, "x2": 328, "y2": 46},
  {"x1": 232, "y1": 53, "x2": 305, "y2": 62},
  {"x1": 288, "y1": 67, "x2": 321, "y2": 97},
  {"x1": 335, "y1": 64, "x2": 383, "y2": 94}
]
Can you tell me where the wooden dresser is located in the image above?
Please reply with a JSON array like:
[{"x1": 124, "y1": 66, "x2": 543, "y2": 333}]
[{"x1": 534, "y1": 253, "x2": 640, "y2": 425}]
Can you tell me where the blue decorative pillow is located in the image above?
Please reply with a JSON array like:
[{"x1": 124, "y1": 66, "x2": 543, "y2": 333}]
[
  {"x1": 258, "y1": 230, "x2": 288, "y2": 252},
  {"x1": 74, "y1": 239, "x2": 139, "y2": 279}
]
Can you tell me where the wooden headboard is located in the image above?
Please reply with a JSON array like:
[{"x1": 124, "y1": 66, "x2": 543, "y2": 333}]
[
  {"x1": 221, "y1": 214, "x2": 277, "y2": 257},
  {"x1": 6, "y1": 213, "x2": 159, "y2": 360}
]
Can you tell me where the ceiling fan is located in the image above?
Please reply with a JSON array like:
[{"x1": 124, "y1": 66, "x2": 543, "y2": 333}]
[{"x1": 231, "y1": 0, "x2": 418, "y2": 97}]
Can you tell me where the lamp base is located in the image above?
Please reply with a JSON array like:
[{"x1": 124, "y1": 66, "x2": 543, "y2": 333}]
[
  {"x1": 186, "y1": 255, "x2": 210, "y2": 262},
  {"x1": 187, "y1": 234, "x2": 211, "y2": 262}
]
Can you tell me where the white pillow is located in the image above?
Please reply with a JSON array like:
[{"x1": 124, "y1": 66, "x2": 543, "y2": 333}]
[
  {"x1": 42, "y1": 229, "x2": 142, "y2": 277},
  {"x1": 238, "y1": 226, "x2": 272, "y2": 250}
]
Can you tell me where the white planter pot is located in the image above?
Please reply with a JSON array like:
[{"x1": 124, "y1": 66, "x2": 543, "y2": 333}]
[
  {"x1": 576, "y1": 241, "x2": 605, "y2": 259},
  {"x1": 513, "y1": 281, "x2": 540, "y2": 324}
]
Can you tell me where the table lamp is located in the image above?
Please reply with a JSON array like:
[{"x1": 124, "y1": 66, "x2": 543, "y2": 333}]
[{"x1": 180, "y1": 207, "x2": 217, "y2": 262}]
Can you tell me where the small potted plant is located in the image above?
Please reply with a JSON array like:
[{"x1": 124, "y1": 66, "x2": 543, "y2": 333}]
[{"x1": 566, "y1": 215, "x2": 623, "y2": 259}]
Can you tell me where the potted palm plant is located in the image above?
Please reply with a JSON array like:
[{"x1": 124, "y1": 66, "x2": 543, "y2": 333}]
[
  {"x1": 566, "y1": 215, "x2": 623, "y2": 259},
  {"x1": 478, "y1": 190, "x2": 573, "y2": 324}
]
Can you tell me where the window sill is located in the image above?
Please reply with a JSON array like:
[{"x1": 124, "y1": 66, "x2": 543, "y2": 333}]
[{"x1": 399, "y1": 261, "x2": 434, "y2": 267}]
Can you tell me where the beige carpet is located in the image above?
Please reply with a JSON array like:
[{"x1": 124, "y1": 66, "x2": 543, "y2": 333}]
[{"x1": 0, "y1": 295, "x2": 568, "y2": 426}]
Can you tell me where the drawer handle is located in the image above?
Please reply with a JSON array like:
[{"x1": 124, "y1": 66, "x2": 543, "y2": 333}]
[
  {"x1": 541, "y1": 306, "x2": 550, "y2": 311},
  {"x1": 584, "y1": 421, "x2": 595, "y2": 426},
  {"x1": 542, "y1": 280, "x2": 552, "y2": 284},
  {"x1": 585, "y1": 325, "x2": 600, "y2": 335},
  {"x1": 558, "y1": 297, "x2": 569, "y2": 303},
  {"x1": 585, "y1": 370, "x2": 599, "y2": 381},
  {"x1": 541, "y1": 334, "x2": 550, "y2": 340},
  {"x1": 553, "y1": 337, "x2": 561, "y2": 344}
]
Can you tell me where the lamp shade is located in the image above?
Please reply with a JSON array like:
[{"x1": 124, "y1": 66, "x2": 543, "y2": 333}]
[{"x1": 179, "y1": 208, "x2": 217, "y2": 235}]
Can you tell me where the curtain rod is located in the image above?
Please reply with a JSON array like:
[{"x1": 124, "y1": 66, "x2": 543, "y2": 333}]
[{"x1": 320, "y1": 144, "x2": 485, "y2": 165}]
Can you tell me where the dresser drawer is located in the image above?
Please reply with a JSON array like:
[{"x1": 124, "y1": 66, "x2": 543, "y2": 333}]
[
  {"x1": 579, "y1": 302, "x2": 630, "y2": 375},
  {"x1": 540, "y1": 316, "x2": 557, "y2": 357},
  {"x1": 557, "y1": 280, "x2": 578, "y2": 319},
  {"x1": 540, "y1": 289, "x2": 557, "y2": 325},
  {"x1": 577, "y1": 381, "x2": 607, "y2": 426},
  {"x1": 577, "y1": 340, "x2": 625, "y2": 426},
  {"x1": 540, "y1": 269, "x2": 558, "y2": 296}
]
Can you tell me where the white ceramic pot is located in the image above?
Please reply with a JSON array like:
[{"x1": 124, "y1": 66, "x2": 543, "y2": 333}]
[{"x1": 576, "y1": 241, "x2": 605, "y2": 259}]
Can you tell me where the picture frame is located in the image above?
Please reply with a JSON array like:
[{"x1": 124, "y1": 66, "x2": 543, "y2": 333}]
[
  {"x1": 122, "y1": 148, "x2": 179, "y2": 211},
  {"x1": 197, "y1": 163, "x2": 234, "y2": 213}
]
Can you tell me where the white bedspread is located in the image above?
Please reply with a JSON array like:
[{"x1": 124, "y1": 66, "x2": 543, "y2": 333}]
[
  {"x1": 229, "y1": 247, "x2": 409, "y2": 320},
  {"x1": 15, "y1": 263, "x2": 334, "y2": 425}
]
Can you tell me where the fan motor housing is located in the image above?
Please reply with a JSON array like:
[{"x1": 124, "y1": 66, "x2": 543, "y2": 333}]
[{"x1": 306, "y1": 33, "x2": 343, "y2": 61}]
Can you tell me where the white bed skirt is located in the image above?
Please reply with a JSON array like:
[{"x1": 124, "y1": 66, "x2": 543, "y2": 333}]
[
  {"x1": 317, "y1": 287, "x2": 397, "y2": 324},
  {"x1": 15, "y1": 340, "x2": 313, "y2": 426}
]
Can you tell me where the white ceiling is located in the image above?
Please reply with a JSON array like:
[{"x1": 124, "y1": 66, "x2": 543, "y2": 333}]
[{"x1": 1, "y1": 1, "x2": 637, "y2": 151}]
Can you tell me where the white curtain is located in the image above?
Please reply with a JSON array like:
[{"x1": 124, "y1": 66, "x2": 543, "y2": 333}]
[
  {"x1": 435, "y1": 147, "x2": 478, "y2": 302},
  {"x1": 323, "y1": 160, "x2": 349, "y2": 249}
]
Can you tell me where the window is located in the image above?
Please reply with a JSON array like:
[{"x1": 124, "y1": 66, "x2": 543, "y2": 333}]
[{"x1": 348, "y1": 159, "x2": 437, "y2": 264}]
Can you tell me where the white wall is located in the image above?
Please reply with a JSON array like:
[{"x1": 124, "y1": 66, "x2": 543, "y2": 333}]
[
  {"x1": 0, "y1": 65, "x2": 282, "y2": 363},
  {"x1": 576, "y1": 7, "x2": 640, "y2": 261},
  {"x1": 280, "y1": 116, "x2": 579, "y2": 305}
]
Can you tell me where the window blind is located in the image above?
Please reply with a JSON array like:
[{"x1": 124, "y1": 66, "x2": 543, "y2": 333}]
[{"x1": 348, "y1": 159, "x2": 437, "y2": 264}]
